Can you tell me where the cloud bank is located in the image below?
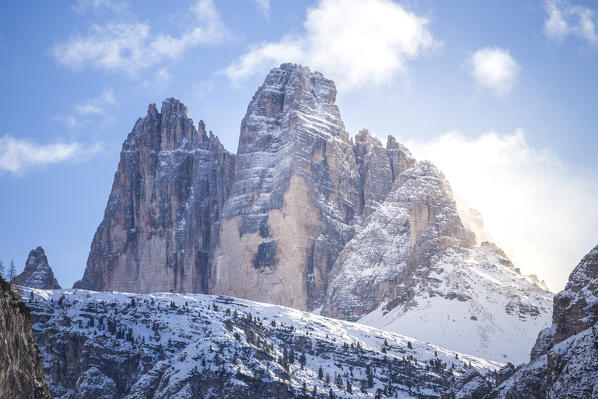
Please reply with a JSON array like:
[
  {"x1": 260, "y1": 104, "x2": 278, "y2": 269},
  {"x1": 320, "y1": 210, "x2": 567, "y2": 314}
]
[
  {"x1": 467, "y1": 47, "x2": 520, "y2": 95},
  {"x1": 407, "y1": 130, "x2": 598, "y2": 291},
  {"x1": 224, "y1": 0, "x2": 437, "y2": 90},
  {"x1": 0, "y1": 135, "x2": 102, "y2": 174}
]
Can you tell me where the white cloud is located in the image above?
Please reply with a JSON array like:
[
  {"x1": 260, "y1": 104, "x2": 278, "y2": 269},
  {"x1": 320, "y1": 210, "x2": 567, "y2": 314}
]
[
  {"x1": 72, "y1": 0, "x2": 128, "y2": 14},
  {"x1": 54, "y1": 0, "x2": 229, "y2": 75},
  {"x1": 224, "y1": 0, "x2": 437, "y2": 90},
  {"x1": 406, "y1": 130, "x2": 598, "y2": 291},
  {"x1": 139, "y1": 67, "x2": 172, "y2": 90},
  {"x1": 0, "y1": 135, "x2": 103, "y2": 174},
  {"x1": 544, "y1": 0, "x2": 597, "y2": 44},
  {"x1": 467, "y1": 47, "x2": 520, "y2": 95},
  {"x1": 254, "y1": 0, "x2": 270, "y2": 18},
  {"x1": 75, "y1": 88, "x2": 117, "y2": 116},
  {"x1": 57, "y1": 89, "x2": 117, "y2": 128}
]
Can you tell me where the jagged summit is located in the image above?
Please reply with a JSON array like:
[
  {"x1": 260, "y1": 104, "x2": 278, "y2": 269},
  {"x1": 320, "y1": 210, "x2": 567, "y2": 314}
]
[
  {"x1": 74, "y1": 64, "x2": 552, "y2": 363},
  {"x1": 74, "y1": 98, "x2": 235, "y2": 293},
  {"x1": 125, "y1": 98, "x2": 224, "y2": 153},
  {"x1": 12, "y1": 247, "x2": 60, "y2": 289}
]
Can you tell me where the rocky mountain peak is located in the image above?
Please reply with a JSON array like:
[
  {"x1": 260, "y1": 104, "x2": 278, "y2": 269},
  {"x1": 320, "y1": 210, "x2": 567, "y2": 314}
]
[
  {"x1": 74, "y1": 64, "x2": 552, "y2": 363},
  {"x1": 74, "y1": 98, "x2": 235, "y2": 293},
  {"x1": 12, "y1": 246, "x2": 60, "y2": 289},
  {"x1": 239, "y1": 63, "x2": 346, "y2": 151},
  {"x1": 160, "y1": 97, "x2": 188, "y2": 117},
  {"x1": 354, "y1": 128, "x2": 382, "y2": 147}
]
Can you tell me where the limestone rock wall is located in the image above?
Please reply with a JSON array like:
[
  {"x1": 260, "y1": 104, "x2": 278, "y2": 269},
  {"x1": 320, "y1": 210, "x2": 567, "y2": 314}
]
[
  {"x1": 75, "y1": 98, "x2": 235, "y2": 293},
  {"x1": 211, "y1": 64, "x2": 363, "y2": 310}
]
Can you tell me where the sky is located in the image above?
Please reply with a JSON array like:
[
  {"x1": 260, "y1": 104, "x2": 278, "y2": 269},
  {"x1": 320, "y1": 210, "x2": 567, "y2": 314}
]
[{"x1": 0, "y1": 0, "x2": 597, "y2": 291}]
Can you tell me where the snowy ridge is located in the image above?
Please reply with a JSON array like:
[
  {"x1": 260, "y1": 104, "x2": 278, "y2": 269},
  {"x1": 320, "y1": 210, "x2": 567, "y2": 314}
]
[
  {"x1": 325, "y1": 161, "x2": 553, "y2": 364},
  {"x1": 25, "y1": 288, "x2": 502, "y2": 399}
]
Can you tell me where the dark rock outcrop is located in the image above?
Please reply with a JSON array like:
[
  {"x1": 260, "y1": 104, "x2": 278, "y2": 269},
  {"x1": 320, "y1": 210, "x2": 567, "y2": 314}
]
[
  {"x1": 0, "y1": 277, "x2": 51, "y2": 399},
  {"x1": 74, "y1": 98, "x2": 235, "y2": 293},
  {"x1": 12, "y1": 246, "x2": 61, "y2": 289}
]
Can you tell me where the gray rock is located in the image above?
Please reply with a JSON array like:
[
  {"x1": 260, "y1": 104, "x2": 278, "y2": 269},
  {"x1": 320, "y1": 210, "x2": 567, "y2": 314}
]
[
  {"x1": 12, "y1": 246, "x2": 61, "y2": 289},
  {"x1": 211, "y1": 63, "x2": 362, "y2": 311},
  {"x1": 489, "y1": 245, "x2": 598, "y2": 399},
  {"x1": 0, "y1": 277, "x2": 51, "y2": 399},
  {"x1": 74, "y1": 98, "x2": 235, "y2": 293}
]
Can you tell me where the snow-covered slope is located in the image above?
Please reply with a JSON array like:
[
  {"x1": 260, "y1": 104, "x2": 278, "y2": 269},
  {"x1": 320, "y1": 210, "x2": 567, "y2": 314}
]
[
  {"x1": 25, "y1": 288, "x2": 502, "y2": 399},
  {"x1": 323, "y1": 161, "x2": 553, "y2": 364}
]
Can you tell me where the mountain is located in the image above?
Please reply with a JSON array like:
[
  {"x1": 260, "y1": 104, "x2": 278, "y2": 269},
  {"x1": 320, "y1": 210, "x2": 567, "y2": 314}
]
[
  {"x1": 12, "y1": 246, "x2": 61, "y2": 289},
  {"x1": 321, "y1": 161, "x2": 552, "y2": 363},
  {"x1": 487, "y1": 244, "x2": 598, "y2": 398},
  {"x1": 74, "y1": 99, "x2": 235, "y2": 293},
  {"x1": 74, "y1": 63, "x2": 552, "y2": 363},
  {"x1": 25, "y1": 287, "x2": 502, "y2": 399},
  {"x1": 0, "y1": 277, "x2": 51, "y2": 399},
  {"x1": 211, "y1": 64, "x2": 396, "y2": 311}
]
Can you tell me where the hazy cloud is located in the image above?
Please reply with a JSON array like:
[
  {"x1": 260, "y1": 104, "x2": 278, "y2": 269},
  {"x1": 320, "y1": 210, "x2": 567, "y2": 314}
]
[
  {"x1": 407, "y1": 130, "x2": 598, "y2": 291},
  {"x1": 75, "y1": 88, "x2": 117, "y2": 116},
  {"x1": 254, "y1": 0, "x2": 270, "y2": 18},
  {"x1": 544, "y1": 0, "x2": 597, "y2": 44},
  {"x1": 72, "y1": 0, "x2": 128, "y2": 14},
  {"x1": 224, "y1": 0, "x2": 437, "y2": 91},
  {"x1": 54, "y1": 0, "x2": 229, "y2": 75},
  {"x1": 0, "y1": 135, "x2": 103, "y2": 174},
  {"x1": 57, "y1": 89, "x2": 117, "y2": 128},
  {"x1": 467, "y1": 47, "x2": 520, "y2": 95}
]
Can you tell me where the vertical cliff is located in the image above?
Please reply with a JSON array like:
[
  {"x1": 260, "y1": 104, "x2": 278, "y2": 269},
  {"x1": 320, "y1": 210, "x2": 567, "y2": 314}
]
[
  {"x1": 210, "y1": 63, "x2": 363, "y2": 310},
  {"x1": 75, "y1": 98, "x2": 235, "y2": 293},
  {"x1": 0, "y1": 277, "x2": 51, "y2": 399}
]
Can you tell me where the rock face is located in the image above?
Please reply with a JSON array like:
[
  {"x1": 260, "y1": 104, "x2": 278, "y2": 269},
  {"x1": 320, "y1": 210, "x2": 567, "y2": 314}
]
[
  {"x1": 74, "y1": 98, "x2": 235, "y2": 293},
  {"x1": 12, "y1": 246, "x2": 61, "y2": 289},
  {"x1": 74, "y1": 63, "x2": 552, "y2": 363},
  {"x1": 322, "y1": 160, "x2": 552, "y2": 363},
  {"x1": 212, "y1": 63, "x2": 361, "y2": 311},
  {"x1": 25, "y1": 287, "x2": 501, "y2": 399},
  {"x1": 211, "y1": 65, "x2": 417, "y2": 311},
  {"x1": 0, "y1": 277, "x2": 51, "y2": 399},
  {"x1": 489, "y1": 245, "x2": 598, "y2": 398}
]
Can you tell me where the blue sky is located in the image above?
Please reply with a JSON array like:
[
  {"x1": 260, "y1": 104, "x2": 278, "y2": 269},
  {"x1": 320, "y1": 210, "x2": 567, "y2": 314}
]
[{"x1": 0, "y1": 0, "x2": 597, "y2": 290}]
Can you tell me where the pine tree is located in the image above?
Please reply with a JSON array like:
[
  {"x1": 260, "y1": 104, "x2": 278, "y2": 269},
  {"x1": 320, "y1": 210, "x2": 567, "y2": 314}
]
[
  {"x1": 318, "y1": 366, "x2": 324, "y2": 380},
  {"x1": 8, "y1": 260, "x2": 16, "y2": 282},
  {"x1": 289, "y1": 346, "x2": 295, "y2": 363},
  {"x1": 311, "y1": 386, "x2": 317, "y2": 398},
  {"x1": 346, "y1": 380, "x2": 352, "y2": 393},
  {"x1": 299, "y1": 351, "x2": 307, "y2": 369},
  {"x1": 0, "y1": 260, "x2": 5, "y2": 279}
]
